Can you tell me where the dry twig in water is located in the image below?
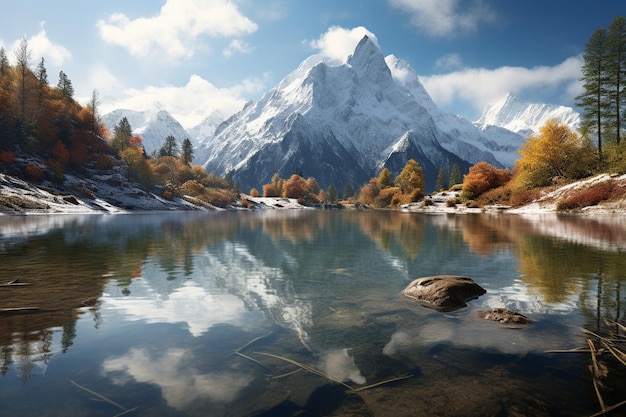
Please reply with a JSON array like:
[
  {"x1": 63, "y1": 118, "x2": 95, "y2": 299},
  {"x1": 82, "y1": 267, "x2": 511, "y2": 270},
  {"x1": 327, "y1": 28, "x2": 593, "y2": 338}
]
[
  {"x1": 71, "y1": 380, "x2": 128, "y2": 412},
  {"x1": 252, "y1": 351, "x2": 413, "y2": 393}
]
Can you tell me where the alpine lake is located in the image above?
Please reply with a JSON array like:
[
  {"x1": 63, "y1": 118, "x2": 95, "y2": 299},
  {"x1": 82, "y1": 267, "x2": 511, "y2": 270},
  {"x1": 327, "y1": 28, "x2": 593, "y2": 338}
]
[{"x1": 1, "y1": 209, "x2": 625, "y2": 417}]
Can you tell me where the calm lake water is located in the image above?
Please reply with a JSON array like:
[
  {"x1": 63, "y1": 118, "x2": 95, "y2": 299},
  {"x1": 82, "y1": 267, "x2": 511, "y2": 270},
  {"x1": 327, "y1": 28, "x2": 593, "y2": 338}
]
[{"x1": 0, "y1": 210, "x2": 625, "y2": 417}]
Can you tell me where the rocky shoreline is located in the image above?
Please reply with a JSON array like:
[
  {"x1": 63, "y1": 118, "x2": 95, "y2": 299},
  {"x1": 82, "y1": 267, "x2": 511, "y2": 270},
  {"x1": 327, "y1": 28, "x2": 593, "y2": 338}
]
[{"x1": 1, "y1": 172, "x2": 626, "y2": 216}]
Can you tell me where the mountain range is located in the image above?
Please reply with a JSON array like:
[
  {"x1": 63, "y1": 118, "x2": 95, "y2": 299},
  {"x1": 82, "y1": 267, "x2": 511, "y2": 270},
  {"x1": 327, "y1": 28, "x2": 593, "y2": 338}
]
[{"x1": 102, "y1": 36, "x2": 580, "y2": 193}]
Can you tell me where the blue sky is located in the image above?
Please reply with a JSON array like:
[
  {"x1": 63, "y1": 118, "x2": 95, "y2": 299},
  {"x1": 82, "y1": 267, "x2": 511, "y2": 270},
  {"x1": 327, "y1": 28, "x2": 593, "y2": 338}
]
[{"x1": 0, "y1": 0, "x2": 623, "y2": 128}]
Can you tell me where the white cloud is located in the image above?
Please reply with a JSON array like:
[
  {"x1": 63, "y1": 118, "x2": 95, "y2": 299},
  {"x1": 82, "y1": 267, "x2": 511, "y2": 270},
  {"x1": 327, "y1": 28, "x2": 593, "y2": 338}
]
[
  {"x1": 103, "y1": 348, "x2": 252, "y2": 409},
  {"x1": 86, "y1": 64, "x2": 124, "y2": 95},
  {"x1": 388, "y1": 0, "x2": 496, "y2": 37},
  {"x1": 5, "y1": 22, "x2": 71, "y2": 66},
  {"x1": 421, "y1": 56, "x2": 583, "y2": 114},
  {"x1": 222, "y1": 39, "x2": 252, "y2": 57},
  {"x1": 435, "y1": 53, "x2": 463, "y2": 70},
  {"x1": 309, "y1": 26, "x2": 378, "y2": 64},
  {"x1": 101, "y1": 74, "x2": 266, "y2": 128},
  {"x1": 97, "y1": 0, "x2": 257, "y2": 59}
]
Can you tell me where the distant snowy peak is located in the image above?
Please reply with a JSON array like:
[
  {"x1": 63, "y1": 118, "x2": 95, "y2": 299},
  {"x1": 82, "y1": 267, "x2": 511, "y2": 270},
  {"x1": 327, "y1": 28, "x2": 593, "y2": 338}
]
[
  {"x1": 102, "y1": 108, "x2": 192, "y2": 156},
  {"x1": 187, "y1": 111, "x2": 225, "y2": 145},
  {"x1": 475, "y1": 93, "x2": 580, "y2": 137}
]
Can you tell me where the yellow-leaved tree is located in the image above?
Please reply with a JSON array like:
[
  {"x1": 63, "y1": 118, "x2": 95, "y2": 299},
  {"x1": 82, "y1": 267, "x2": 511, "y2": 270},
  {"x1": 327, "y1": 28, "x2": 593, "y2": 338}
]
[
  {"x1": 395, "y1": 159, "x2": 425, "y2": 200},
  {"x1": 514, "y1": 119, "x2": 595, "y2": 188}
]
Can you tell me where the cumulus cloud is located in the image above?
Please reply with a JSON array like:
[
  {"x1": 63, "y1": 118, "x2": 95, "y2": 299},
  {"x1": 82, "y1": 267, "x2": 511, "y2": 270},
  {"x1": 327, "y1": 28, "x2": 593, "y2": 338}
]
[
  {"x1": 103, "y1": 348, "x2": 252, "y2": 409},
  {"x1": 5, "y1": 22, "x2": 71, "y2": 66},
  {"x1": 435, "y1": 53, "x2": 463, "y2": 70},
  {"x1": 97, "y1": 0, "x2": 257, "y2": 59},
  {"x1": 100, "y1": 74, "x2": 266, "y2": 128},
  {"x1": 388, "y1": 0, "x2": 496, "y2": 37},
  {"x1": 421, "y1": 55, "x2": 583, "y2": 114},
  {"x1": 309, "y1": 26, "x2": 378, "y2": 64},
  {"x1": 222, "y1": 39, "x2": 252, "y2": 57}
]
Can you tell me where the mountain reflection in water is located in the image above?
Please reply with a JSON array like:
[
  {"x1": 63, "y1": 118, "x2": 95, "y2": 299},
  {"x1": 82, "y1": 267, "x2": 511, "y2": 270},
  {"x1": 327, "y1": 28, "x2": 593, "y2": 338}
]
[{"x1": 0, "y1": 210, "x2": 625, "y2": 416}]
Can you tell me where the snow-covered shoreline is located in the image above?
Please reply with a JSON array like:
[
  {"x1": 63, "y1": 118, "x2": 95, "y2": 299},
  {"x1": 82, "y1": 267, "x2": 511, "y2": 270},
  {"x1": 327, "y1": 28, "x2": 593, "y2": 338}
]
[{"x1": 1, "y1": 172, "x2": 625, "y2": 216}]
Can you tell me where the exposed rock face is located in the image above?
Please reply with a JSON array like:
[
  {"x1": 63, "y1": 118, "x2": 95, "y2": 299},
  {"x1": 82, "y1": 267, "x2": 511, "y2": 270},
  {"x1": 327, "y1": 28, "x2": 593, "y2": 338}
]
[
  {"x1": 402, "y1": 275, "x2": 486, "y2": 312},
  {"x1": 478, "y1": 308, "x2": 532, "y2": 328}
]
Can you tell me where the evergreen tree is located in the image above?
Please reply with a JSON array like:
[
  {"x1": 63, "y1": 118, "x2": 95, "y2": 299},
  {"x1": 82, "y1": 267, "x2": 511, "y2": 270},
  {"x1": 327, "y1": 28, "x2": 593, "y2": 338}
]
[
  {"x1": 327, "y1": 183, "x2": 337, "y2": 202},
  {"x1": 343, "y1": 182, "x2": 353, "y2": 200},
  {"x1": 14, "y1": 37, "x2": 32, "y2": 121},
  {"x1": 181, "y1": 137, "x2": 194, "y2": 165},
  {"x1": 159, "y1": 134, "x2": 179, "y2": 158},
  {"x1": 111, "y1": 117, "x2": 133, "y2": 152},
  {"x1": 56, "y1": 70, "x2": 74, "y2": 100},
  {"x1": 606, "y1": 16, "x2": 626, "y2": 145},
  {"x1": 0, "y1": 47, "x2": 8, "y2": 77},
  {"x1": 435, "y1": 167, "x2": 447, "y2": 191},
  {"x1": 449, "y1": 163, "x2": 462, "y2": 188},
  {"x1": 87, "y1": 89, "x2": 101, "y2": 136},
  {"x1": 576, "y1": 28, "x2": 609, "y2": 162},
  {"x1": 35, "y1": 57, "x2": 48, "y2": 106}
]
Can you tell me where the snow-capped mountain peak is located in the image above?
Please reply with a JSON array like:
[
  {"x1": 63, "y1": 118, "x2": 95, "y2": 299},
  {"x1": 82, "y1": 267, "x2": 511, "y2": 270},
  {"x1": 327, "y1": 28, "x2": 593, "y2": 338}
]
[
  {"x1": 102, "y1": 108, "x2": 192, "y2": 156},
  {"x1": 475, "y1": 93, "x2": 580, "y2": 137},
  {"x1": 197, "y1": 35, "x2": 520, "y2": 192}
]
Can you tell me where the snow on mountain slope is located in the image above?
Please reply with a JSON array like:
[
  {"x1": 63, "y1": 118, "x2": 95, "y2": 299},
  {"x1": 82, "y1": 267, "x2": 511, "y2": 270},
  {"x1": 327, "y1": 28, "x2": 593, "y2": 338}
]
[
  {"x1": 200, "y1": 36, "x2": 514, "y2": 192},
  {"x1": 475, "y1": 93, "x2": 580, "y2": 137},
  {"x1": 102, "y1": 108, "x2": 192, "y2": 156},
  {"x1": 187, "y1": 110, "x2": 225, "y2": 146},
  {"x1": 386, "y1": 56, "x2": 525, "y2": 169}
]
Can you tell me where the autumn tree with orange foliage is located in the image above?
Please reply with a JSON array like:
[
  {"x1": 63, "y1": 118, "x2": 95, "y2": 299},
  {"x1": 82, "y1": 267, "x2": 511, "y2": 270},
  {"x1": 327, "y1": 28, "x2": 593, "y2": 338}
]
[
  {"x1": 514, "y1": 119, "x2": 595, "y2": 189},
  {"x1": 461, "y1": 161, "x2": 511, "y2": 199},
  {"x1": 358, "y1": 160, "x2": 426, "y2": 207},
  {"x1": 283, "y1": 174, "x2": 307, "y2": 200},
  {"x1": 262, "y1": 173, "x2": 284, "y2": 197}
]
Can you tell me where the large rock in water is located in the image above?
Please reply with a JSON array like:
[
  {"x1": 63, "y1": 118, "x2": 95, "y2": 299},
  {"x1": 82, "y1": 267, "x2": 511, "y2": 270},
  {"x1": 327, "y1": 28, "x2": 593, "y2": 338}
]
[{"x1": 402, "y1": 275, "x2": 486, "y2": 312}]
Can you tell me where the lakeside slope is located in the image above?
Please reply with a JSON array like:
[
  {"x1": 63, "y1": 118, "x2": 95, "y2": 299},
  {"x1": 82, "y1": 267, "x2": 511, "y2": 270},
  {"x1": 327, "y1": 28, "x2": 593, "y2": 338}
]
[{"x1": 1, "y1": 172, "x2": 625, "y2": 216}]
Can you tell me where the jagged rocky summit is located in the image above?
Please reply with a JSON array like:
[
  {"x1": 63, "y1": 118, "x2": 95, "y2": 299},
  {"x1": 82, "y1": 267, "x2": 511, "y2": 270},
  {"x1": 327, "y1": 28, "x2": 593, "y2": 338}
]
[{"x1": 198, "y1": 36, "x2": 525, "y2": 193}]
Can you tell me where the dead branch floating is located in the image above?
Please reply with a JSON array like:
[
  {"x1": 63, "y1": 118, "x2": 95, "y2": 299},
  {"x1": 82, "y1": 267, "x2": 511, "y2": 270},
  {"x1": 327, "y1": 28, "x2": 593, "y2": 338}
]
[
  {"x1": 0, "y1": 307, "x2": 39, "y2": 314},
  {"x1": 252, "y1": 351, "x2": 412, "y2": 393},
  {"x1": 111, "y1": 406, "x2": 140, "y2": 417},
  {"x1": 253, "y1": 351, "x2": 354, "y2": 390},
  {"x1": 551, "y1": 325, "x2": 626, "y2": 417},
  {"x1": 71, "y1": 380, "x2": 128, "y2": 412},
  {"x1": 587, "y1": 339, "x2": 606, "y2": 411},
  {"x1": 234, "y1": 333, "x2": 273, "y2": 354},
  {"x1": 0, "y1": 282, "x2": 32, "y2": 287}
]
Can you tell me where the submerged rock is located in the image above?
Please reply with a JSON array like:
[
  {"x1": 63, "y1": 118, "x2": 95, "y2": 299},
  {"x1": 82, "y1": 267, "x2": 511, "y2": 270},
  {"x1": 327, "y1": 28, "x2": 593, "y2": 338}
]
[
  {"x1": 402, "y1": 275, "x2": 486, "y2": 312},
  {"x1": 478, "y1": 308, "x2": 532, "y2": 328}
]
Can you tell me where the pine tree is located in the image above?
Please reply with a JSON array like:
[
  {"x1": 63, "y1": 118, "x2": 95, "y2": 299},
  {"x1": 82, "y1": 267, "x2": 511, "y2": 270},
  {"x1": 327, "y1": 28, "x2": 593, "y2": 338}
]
[
  {"x1": 0, "y1": 47, "x2": 9, "y2": 77},
  {"x1": 111, "y1": 117, "x2": 133, "y2": 152},
  {"x1": 87, "y1": 89, "x2": 101, "y2": 136},
  {"x1": 435, "y1": 167, "x2": 447, "y2": 191},
  {"x1": 159, "y1": 134, "x2": 179, "y2": 158},
  {"x1": 14, "y1": 37, "x2": 32, "y2": 120},
  {"x1": 576, "y1": 28, "x2": 609, "y2": 162},
  {"x1": 342, "y1": 182, "x2": 353, "y2": 200},
  {"x1": 606, "y1": 16, "x2": 626, "y2": 145},
  {"x1": 181, "y1": 137, "x2": 194, "y2": 165},
  {"x1": 56, "y1": 70, "x2": 74, "y2": 100},
  {"x1": 327, "y1": 183, "x2": 337, "y2": 202},
  {"x1": 449, "y1": 163, "x2": 462, "y2": 188},
  {"x1": 35, "y1": 57, "x2": 48, "y2": 107}
]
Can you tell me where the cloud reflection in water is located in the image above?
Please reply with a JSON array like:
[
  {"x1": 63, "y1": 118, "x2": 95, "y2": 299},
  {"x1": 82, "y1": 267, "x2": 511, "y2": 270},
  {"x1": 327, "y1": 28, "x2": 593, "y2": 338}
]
[{"x1": 102, "y1": 347, "x2": 252, "y2": 409}]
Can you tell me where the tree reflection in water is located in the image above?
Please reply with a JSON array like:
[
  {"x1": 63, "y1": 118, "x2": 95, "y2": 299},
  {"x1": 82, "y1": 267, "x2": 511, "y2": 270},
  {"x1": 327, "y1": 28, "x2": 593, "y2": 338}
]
[{"x1": 0, "y1": 211, "x2": 624, "y2": 416}]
